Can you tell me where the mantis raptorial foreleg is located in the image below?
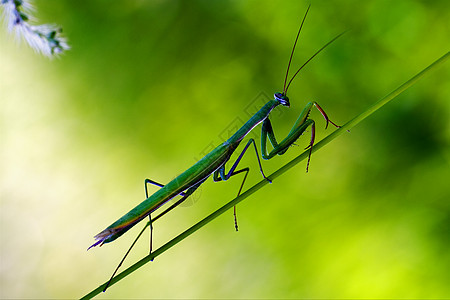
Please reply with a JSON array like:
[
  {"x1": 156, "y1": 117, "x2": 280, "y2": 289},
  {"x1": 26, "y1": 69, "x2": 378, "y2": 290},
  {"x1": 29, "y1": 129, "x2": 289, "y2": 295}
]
[{"x1": 262, "y1": 101, "x2": 340, "y2": 171}]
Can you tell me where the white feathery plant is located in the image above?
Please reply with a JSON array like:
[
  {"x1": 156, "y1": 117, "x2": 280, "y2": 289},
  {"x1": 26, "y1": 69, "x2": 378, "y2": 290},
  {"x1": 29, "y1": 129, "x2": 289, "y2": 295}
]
[{"x1": 1, "y1": 0, "x2": 69, "y2": 57}]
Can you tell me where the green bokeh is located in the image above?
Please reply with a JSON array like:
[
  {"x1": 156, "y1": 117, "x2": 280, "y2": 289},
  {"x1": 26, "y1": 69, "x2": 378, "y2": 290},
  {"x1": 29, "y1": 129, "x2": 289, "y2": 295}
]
[{"x1": 1, "y1": 0, "x2": 449, "y2": 298}]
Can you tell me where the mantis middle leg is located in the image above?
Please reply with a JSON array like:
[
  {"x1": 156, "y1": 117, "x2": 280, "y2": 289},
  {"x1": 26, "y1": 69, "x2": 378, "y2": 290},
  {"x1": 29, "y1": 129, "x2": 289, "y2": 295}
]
[
  {"x1": 213, "y1": 138, "x2": 271, "y2": 230},
  {"x1": 144, "y1": 178, "x2": 188, "y2": 253}
]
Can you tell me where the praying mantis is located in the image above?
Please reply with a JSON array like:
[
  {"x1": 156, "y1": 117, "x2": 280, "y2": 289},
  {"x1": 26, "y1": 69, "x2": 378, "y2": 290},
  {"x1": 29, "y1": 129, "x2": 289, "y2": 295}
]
[{"x1": 88, "y1": 5, "x2": 343, "y2": 292}]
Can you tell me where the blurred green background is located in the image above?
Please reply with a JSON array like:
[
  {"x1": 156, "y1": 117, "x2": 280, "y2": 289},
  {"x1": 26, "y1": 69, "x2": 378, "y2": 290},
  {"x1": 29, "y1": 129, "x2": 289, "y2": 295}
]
[{"x1": 1, "y1": 0, "x2": 449, "y2": 298}]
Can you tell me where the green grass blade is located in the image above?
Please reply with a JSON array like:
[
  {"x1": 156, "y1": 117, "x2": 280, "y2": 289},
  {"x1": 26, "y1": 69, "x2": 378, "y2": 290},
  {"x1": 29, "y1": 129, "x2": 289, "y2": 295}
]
[{"x1": 81, "y1": 51, "x2": 449, "y2": 300}]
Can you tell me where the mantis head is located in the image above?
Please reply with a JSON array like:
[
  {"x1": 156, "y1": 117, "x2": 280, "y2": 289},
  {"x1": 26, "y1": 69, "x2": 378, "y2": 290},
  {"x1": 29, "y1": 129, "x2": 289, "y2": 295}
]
[{"x1": 274, "y1": 92, "x2": 290, "y2": 107}]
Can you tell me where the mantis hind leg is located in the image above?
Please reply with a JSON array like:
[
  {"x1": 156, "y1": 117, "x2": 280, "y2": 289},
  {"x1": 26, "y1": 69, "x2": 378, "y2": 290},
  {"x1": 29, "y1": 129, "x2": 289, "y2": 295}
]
[
  {"x1": 145, "y1": 178, "x2": 186, "y2": 197},
  {"x1": 144, "y1": 179, "x2": 155, "y2": 256},
  {"x1": 213, "y1": 138, "x2": 271, "y2": 231},
  {"x1": 103, "y1": 179, "x2": 197, "y2": 292},
  {"x1": 152, "y1": 179, "x2": 205, "y2": 223},
  {"x1": 261, "y1": 101, "x2": 339, "y2": 171},
  {"x1": 143, "y1": 178, "x2": 189, "y2": 254}
]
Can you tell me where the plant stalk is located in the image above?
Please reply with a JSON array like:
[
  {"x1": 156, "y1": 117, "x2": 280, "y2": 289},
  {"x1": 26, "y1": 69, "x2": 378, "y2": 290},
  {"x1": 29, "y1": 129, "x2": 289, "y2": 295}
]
[{"x1": 81, "y1": 51, "x2": 449, "y2": 300}]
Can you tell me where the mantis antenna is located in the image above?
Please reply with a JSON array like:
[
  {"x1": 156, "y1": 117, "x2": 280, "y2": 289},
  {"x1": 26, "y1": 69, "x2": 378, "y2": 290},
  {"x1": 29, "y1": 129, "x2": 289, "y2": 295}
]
[
  {"x1": 283, "y1": 5, "x2": 346, "y2": 95},
  {"x1": 283, "y1": 4, "x2": 311, "y2": 94}
]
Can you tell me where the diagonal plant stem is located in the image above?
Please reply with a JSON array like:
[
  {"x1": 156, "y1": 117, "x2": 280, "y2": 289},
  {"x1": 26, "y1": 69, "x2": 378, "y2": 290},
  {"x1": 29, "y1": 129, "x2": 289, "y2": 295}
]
[{"x1": 81, "y1": 51, "x2": 449, "y2": 300}]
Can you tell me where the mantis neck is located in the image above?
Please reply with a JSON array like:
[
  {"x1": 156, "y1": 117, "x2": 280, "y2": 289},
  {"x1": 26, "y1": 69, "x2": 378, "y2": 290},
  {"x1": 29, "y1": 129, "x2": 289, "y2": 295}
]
[{"x1": 227, "y1": 99, "x2": 280, "y2": 145}]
